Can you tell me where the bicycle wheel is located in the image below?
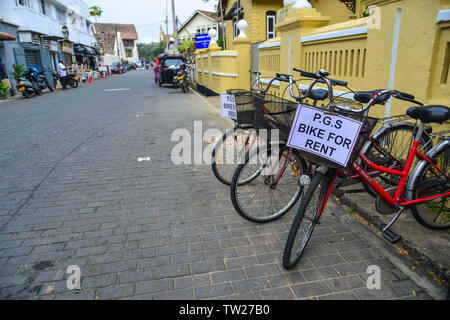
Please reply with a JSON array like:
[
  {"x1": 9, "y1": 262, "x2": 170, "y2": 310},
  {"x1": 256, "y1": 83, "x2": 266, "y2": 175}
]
[
  {"x1": 211, "y1": 128, "x2": 256, "y2": 186},
  {"x1": 283, "y1": 171, "x2": 335, "y2": 270},
  {"x1": 361, "y1": 123, "x2": 431, "y2": 197},
  {"x1": 230, "y1": 144, "x2": 306, "y2": 224},
  {"x1": 410, "y1": 142, "x2": 449, "y2": 230}
]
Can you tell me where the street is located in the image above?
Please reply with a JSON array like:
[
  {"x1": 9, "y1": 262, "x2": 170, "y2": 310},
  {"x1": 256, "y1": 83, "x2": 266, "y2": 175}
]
[{"x1": 0, "y1": 70, "x2": 445, "y2": 300}]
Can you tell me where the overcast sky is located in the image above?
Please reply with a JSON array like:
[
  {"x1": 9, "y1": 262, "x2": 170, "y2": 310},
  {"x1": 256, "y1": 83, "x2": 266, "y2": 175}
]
[{"x1": 85, "y1": 0, "x2": 217, "y2": 43}]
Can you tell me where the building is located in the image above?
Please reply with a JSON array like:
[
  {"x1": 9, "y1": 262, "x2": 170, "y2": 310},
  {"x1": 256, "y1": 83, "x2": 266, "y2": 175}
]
[
  {"x1": 0, "y1": 0, "x2": 99, "y2": 87},
  {"x1": 94, "y1": 23, "x2": 139, "y2": 67},
  {"x1": 178, "y1": 10, "x2": 223, "y2": 43}
]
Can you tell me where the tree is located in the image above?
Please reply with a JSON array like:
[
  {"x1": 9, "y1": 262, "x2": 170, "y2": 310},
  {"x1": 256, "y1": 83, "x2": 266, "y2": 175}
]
[
  {"x1": 137, "y1": 42, "x2": 166, "y2": 60},
  {"x1": 89, "y1": 6, "x2": 103, "y2": 22}
]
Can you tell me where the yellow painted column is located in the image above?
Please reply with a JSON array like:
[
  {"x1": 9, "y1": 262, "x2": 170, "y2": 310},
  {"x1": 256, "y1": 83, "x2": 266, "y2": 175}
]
[
  {"x1": 207, "y1": 43, "x2": 222, "y2": 93},
  {"x1": 275, "y1": 5, "x2": 329, "y2": 97},
  {"x1": 233, "y1": 38, "x2": 252, "y2": 91}
]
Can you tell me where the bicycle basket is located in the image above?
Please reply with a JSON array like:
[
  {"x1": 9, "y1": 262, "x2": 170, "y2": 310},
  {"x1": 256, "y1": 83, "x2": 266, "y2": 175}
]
[
  {"x1": 253, "y1": 93, "x2": 298, "y2": 142},
  {"x1": 226, "y1": 89, "x2": 256, "y2": 127},
  {"x1": 297, "y1": 106, "x2": 378, "y2": 169}
]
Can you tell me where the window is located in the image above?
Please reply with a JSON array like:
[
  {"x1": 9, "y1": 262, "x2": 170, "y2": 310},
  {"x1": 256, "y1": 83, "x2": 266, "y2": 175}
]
[
  {"x1": 266, "y1": 11, "x2": 276, "y2": 40},
  {"x1": 56, "y1": 8, "x2": 66, "y2": 23},
  {"x1": 126, "y1": 49, "x2": 133, "y2": 58},
  {"x1": 196, "y1": 27, "x2": 201, "y2": 35},
  {"x1": 17, "y1": 0, "x2": 30, "y2": 7},
  {"x1": 233, "y1": 19, "x2": 238, "y2": 38},
  {"x1": 39, "y1": 0, "x2": 47, "y2": 15}
]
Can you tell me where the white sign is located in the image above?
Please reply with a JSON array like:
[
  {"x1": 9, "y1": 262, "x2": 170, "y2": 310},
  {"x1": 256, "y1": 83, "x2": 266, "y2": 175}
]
[
  {"x1": 287, "y1": 105, "x2": 363, "y2": 167},
  {"x1": 220, "y1": 94, "x2": 237, "y2": 120}
]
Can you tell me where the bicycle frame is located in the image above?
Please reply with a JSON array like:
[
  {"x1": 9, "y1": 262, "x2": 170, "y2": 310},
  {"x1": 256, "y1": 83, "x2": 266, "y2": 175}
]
[{"x1": 351, "y1": 129, "x2": 449, "y2": 208}]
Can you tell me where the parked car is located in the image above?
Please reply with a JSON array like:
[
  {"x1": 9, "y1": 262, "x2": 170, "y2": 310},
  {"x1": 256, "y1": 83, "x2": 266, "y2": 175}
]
[{"x1": 157, "y1": 54, "x2": 186, "y2": 87}]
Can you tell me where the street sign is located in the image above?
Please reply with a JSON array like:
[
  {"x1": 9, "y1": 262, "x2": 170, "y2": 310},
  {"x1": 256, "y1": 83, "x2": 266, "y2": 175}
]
[{"x1": 195, "y1": 34, "x2": 211, "y2": 49}]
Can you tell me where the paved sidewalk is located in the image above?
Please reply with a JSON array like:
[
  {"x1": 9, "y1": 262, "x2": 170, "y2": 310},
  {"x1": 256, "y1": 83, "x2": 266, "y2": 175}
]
[{"x1": 0, "y1": 71, "x2": 447, "y2": 300}]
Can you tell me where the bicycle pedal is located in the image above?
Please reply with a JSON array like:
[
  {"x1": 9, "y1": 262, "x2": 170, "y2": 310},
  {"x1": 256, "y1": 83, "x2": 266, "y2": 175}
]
[{"x1": 382, "y1": 228, "x2": 402, "y2": 244}]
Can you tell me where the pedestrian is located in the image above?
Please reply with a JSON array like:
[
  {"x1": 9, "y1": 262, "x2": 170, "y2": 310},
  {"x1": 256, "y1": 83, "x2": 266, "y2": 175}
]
[
  {"x1": 0, "y1": 58, "x2": 16, "y2": 97},
  {"x1": 58, "y1": 59, "x2": 67, "y2": 90},
  {"x1": 153, "y1": 57, "x2": 159, "y2": 84}
]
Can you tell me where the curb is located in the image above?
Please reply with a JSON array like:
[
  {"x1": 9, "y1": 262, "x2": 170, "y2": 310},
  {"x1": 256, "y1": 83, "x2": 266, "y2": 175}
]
[{"x1": 336, "y1": 191, "x2": 450, "y2": 283}]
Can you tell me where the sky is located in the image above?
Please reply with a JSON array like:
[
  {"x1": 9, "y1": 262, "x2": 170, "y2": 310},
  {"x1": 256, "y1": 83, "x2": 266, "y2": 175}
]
[{"x1": 85, "y1": 0, "x2": 217, "y2": 43}]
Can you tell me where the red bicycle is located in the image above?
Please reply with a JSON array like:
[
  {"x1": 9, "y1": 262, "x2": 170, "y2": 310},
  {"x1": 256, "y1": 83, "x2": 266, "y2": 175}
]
[{"x1": 282, "y1": 70, "x2": 449, "y2": 270}]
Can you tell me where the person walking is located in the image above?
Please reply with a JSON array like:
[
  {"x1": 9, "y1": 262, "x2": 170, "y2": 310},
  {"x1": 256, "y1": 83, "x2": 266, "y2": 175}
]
[
  {"x1": 0, "y1": 58, "x2": 16, "y2": 97},
  {"x1": 58, "y1": 59, "x2": 67, "y2": 90}
]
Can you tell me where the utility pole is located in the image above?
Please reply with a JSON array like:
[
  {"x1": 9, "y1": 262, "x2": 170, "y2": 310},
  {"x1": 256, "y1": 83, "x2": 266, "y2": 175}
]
[
  {"x1": 219, "y1": 0, "x2": 226, "y2": 49},
  {"x1": 165, "y1": 0, "x2": 169, "y2": 52},
  {"x1": 171, "y1": 0, "x2": 178, "y2": 53}
]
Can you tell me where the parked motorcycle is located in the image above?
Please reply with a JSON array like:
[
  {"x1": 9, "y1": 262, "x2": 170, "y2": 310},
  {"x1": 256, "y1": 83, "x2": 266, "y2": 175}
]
[
  {"x1": 15, "y1": 76, "x2": 40, "y2": 99},
  {"x1": 176, "y1": 63, "x2": 191, "y2": 93},
  {"x1": 35, "y1": 67, "x2": 54, "y2": 92},
  {"x1": 52, "y1": 71, "x2": 79, "y2": 89}
]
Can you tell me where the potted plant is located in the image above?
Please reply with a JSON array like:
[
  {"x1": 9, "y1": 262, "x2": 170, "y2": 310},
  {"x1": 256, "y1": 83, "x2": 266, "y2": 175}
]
[
  {"x1": 11, "y1": 64, "x2": 25, "y2": 81},
  {"x1": 0, "y1": 82, "x2": 9, "y2": 99}
]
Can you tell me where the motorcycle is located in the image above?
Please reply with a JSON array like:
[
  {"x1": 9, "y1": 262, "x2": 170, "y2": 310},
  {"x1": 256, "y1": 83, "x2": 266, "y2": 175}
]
[
  {"x1": 15, "y1": 68, "x2": 43, "y2": 98},
  {"x1": 176, "y1": 63, "x2": 191, "y2": 93},
  {"x1": 34, "y1": 67, "x2": 54, "y2": 92},
  {"x1": 52, "y1": 71, "x2": 79, "y2": 89}
]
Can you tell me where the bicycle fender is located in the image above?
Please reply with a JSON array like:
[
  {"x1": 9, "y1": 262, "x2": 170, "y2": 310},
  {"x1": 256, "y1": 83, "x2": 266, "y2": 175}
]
[{"x1": 405, "y1": 139, "x2": 449, "y2": 201}]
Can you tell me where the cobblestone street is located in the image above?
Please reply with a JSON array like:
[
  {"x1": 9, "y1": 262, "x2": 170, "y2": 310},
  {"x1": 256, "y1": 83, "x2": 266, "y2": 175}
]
[{"x1": 0, "y1": 70, "x2": 446, "y2": 300}]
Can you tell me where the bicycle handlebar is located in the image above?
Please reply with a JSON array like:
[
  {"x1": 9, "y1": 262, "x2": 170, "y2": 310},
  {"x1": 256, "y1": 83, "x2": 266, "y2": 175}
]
[{"x1": 293, "y1": 68, "x2": 348, "y2": 87}]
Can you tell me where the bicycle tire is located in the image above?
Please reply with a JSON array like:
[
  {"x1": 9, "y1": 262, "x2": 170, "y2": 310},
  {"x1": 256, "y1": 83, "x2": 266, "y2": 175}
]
[
  {"x1": 410, "y1": 142, "x2": 449, "y2": 230},
  {"x1": 283, "y1": 171, "x2": 334, "y2": 270},
  {"x1": 211, "y1": 128, "x2": 255, "y2": 186},
  {"x1": 361, "y1": 123, "x2": 431, "y2": 197},
  {"x1": 230, "y1": 144, "x2": 307, "y2": 224}
]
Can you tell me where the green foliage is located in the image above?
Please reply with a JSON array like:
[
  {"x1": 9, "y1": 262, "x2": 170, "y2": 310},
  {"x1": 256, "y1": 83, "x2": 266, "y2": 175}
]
[
  {"x1": 137, "y1": 41, "x2": 166, "y2": 60},
  {"x1": 11, "y1": 64, "x2": 25, "y2": 80},
  {"x1": 0, "y1": 82, "x2": 9, "y2": 96},
  {"x1": 217, "y1": 36, "x2": 224, "y2": 50},
  {"x1": 89, "y1": 6, "x2": 103, "y2": 17}
]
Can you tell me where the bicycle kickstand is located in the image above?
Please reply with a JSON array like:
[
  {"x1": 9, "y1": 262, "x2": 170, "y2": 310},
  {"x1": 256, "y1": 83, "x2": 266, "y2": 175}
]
[{"x1": 382, "y1": 207, "x2": 404, "y2": 244}]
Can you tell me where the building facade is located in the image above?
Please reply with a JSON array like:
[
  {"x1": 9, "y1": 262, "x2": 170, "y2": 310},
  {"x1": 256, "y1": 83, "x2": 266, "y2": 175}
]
[
  {"x1": 0, "y1": 0, "x2": 99, "y2": 87},
  {"x1": 178, "y1": 10, "x2": 222, "y2": 43},
  {"x1": 94, "y1": 23, "x2": 139, "y2": 67}
]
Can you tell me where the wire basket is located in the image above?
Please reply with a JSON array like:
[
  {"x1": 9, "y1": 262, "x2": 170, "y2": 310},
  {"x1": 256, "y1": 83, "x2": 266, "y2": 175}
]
[
  {"x1": 297, "y1": 106, "x2": 379, "y2": 169},
  {"x1": 226, "y1": 89, "x2": 256, "y2": 127},
  {"x1": 253, "y1": 93, "x2": 298, "y2": 142}
]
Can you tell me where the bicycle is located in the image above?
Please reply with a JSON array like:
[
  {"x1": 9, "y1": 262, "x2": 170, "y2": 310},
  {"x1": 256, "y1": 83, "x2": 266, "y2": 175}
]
[
  {"x1": 282, "y1": 69, "x2": 449, "y2": 270},
  {"x1": 211, "y1": 72, "x2": 290, "y2": 186}
]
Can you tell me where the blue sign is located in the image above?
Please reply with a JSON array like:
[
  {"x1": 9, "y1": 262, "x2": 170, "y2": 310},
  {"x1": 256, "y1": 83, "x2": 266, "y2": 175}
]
[{"x1": 195, "y1": 34, "x2": 211, "y2": 49}]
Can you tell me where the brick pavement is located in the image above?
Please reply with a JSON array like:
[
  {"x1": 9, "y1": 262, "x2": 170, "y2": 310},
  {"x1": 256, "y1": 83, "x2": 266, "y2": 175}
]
[{"x1": 0, "y1": 70, "x2": 445, "y2": 300}]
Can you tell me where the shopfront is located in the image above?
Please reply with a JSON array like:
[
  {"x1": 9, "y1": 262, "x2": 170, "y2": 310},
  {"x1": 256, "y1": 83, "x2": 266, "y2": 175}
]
[
  {"x1": 73, "y1": 43, "x2": 98, "y2": 70},
  {"x1": 61, "y1": 41, "x2": 74, "y2": 66}
]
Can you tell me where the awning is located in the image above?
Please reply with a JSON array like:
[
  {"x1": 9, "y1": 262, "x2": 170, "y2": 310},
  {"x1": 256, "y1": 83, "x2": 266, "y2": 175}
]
[
  {"x1": 0, "y1": 32, "x2": 16, "y2": 41},
  {"x1": 73, "y1": 43, "x2": 98, "y2": 56}
]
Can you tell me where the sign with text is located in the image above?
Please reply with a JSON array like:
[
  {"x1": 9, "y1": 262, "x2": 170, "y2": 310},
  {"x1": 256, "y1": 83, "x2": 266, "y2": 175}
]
[
  {"x1": 221, "y1": 94, "x2": 237, "y2": 120},
  {"x1": 287, "y1": 105, "x2": 363, "y2": 168},
  {"x1": 195, "y1": 34, "x2": 211, "y2": 49}
]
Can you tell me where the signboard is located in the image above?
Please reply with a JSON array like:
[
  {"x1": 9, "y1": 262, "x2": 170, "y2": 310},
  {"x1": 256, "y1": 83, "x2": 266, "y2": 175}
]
[
  {"x1": 18, "y1": 32, "x2": 32, "y2": 43},
  {"x1": 49, "y1": 41, "x2": 59, "y2": 52},
  {"x1": 61, "y1": 41, "x2": 73, "y2": 54},
  {"x1": 287, "y1": 105, "x2": 363, "y2": 168},
  {"x1": 220, "y1": 94, "x2": 237, "y2": 120},
  {"x1": 195, "y1": 34, "x2": 211, "y2": 49}
]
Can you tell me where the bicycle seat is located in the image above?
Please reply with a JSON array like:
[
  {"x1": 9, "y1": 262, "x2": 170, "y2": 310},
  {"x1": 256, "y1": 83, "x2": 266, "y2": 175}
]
[
  {"x1": 301, "y1": 89, "x2": 329, "y2": 101},
  {"x1": 354, "y1": 91, "x2": 389, "y2": 104},
  {"x1": 406, "y1": 105, "x2": 450, "y2": 124}
]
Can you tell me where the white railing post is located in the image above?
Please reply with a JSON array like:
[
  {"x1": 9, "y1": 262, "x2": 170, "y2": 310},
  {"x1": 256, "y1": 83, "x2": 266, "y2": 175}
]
[
  {"x1": 292, "y1": 0, "x2": 312, "y2": 9},
  {"x1": 237, "y1": 19, "x2": 248, "y2": 38}
]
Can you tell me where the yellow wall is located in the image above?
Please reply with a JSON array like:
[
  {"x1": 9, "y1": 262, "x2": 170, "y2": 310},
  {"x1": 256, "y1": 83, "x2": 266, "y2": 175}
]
[
  {"x1": 202, "y1": 0, "x2": 449, "y2": 133},
  {"x1": 310, "y1": 0, "x2": 366, "y2": 24},
  {"x1": 223, "y1": 0, "x2": 284, "y2": 49}
]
